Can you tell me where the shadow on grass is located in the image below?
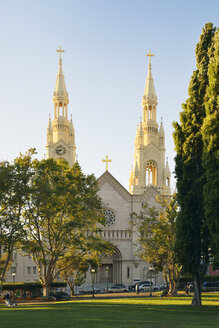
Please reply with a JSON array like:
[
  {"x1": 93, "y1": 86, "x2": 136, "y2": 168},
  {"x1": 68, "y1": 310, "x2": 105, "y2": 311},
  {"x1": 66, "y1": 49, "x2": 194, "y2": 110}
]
[{"x1": 0, "y1": 299, "x2": 219, "y2": 328}]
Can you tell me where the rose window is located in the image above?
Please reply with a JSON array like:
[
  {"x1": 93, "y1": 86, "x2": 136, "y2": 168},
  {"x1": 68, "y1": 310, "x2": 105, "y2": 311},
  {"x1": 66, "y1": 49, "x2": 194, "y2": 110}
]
[{"x1": 103, "y1": 209, "x2": 116, "y2": 227}]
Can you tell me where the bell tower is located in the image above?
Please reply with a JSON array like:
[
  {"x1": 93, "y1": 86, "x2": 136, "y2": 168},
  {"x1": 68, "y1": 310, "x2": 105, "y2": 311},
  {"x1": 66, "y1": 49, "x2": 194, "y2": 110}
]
[
  {"x1": 46, "y1": 47, "x2": 76, "y2": 166},
  {"x1": 129, "y1": 51, "x2": 171, "y2": 195}
]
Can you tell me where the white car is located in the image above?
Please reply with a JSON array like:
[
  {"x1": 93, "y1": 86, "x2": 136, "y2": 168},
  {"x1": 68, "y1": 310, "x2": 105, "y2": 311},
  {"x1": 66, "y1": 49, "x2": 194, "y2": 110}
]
[
  {"x1": 108, "y1": 284, "x2": 128, "y2": 293},
  {"x1": 139, "y1": 283, "x2": 159, "y2": 292}
]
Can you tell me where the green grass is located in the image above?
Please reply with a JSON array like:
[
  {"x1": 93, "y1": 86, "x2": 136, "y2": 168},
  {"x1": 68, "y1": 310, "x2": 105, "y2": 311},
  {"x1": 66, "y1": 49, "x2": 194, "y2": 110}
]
[{"x1": 0, "y1": 293, "x2": 219, "y2": 328}]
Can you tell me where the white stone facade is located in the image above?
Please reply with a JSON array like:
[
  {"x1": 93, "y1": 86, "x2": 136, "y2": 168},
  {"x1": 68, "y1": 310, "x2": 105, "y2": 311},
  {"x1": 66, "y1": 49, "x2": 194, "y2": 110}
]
[{"x1": 92, "y1": 171, "x2": 164, "y2": 286}]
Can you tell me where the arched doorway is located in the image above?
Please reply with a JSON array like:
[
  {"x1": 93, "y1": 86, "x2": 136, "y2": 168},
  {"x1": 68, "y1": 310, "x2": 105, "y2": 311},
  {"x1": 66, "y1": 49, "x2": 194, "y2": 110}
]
[{"x1": 98, "y1": 246, "x2": 122, "y2": 284}]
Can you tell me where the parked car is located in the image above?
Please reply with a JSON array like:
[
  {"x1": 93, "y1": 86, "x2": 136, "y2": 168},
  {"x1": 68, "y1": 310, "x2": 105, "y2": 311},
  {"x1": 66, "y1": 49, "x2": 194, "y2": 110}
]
[
  {"x1": 108, "y1": 284, "x2": 128, "y2": 293},
  {"x1": 139, "y1": 283, "x2": 159, "y2": 292},
  {"x1": 78, "y1": 287, "x2": 101, "y2": 295},
  {"x1": 138, "y1": 281, "x2": 153, "y2": 287},
  {"x1": 128, "y1": 281, "x2": 155, "y2": 292}
]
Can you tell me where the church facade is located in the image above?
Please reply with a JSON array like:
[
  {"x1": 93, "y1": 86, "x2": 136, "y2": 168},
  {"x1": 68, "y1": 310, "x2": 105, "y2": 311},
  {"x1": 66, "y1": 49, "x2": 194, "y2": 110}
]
[
  {"x1": 5, "y1": 49, "x2": 170, "y2": 287},
  {"x1": 94, "y1": 52, "x2": 171, "y2": 286},
  {"x1": 45, "y1": 49, "x2": 170, "y2": 286}
]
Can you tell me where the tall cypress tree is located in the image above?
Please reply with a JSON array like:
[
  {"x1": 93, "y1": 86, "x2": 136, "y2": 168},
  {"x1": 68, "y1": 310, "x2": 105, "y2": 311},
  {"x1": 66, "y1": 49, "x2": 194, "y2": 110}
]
[
  {"x1": 202, "y1": 28, "x2": 219, "y2": 269},
  {"x1": 173, "y1": 23, "x2": 216, "y2": 306}
]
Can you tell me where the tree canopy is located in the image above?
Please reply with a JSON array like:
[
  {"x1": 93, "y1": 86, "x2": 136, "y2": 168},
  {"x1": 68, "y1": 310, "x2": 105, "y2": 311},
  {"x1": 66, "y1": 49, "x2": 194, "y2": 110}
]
[
  {"x1": 173, "y1": 23, "x2": 217, "y2": 306},
  {"x1": 202, "y1": 28, "x2": 219, "y2": 268},
  {"x1": 0, "y1": 150, "x2": 112, "y2": 296},
  {"x1": 21, "y1": 157, "x2": 111, "y2": 296}
]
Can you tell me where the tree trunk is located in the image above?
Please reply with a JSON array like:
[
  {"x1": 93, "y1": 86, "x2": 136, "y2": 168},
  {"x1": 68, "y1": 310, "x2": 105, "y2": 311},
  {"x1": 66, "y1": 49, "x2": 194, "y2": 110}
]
[
  {"x1": 43, "y1": 282, "x2": 50, "y2": 297},
  {"x1": 171, "y1": 281, "x2": 178, "y2": 296},
  {"x1": 70, "y1": 286, "x2": 74, "y2": 297},
  {"x1": 168, "y1": 277, "x2": 177, "y2": 296},
  {"x1": 191, "y1": 273, "x2": 202, "y2": 306}
]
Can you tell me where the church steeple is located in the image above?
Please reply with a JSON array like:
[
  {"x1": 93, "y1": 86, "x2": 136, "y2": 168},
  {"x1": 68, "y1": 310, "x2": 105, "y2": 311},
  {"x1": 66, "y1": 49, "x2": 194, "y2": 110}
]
[
  {"x1": 129, "y1": 52, "x2": 171, "y2": 196},
  {"x1": 46, "y1": 47, "x2": 76, "y2": 166},
  {"x1": 53, "y1": 46, "x2": 69, "y2": 119},
  {"x1": 142, "y1": 50, "x2": 157, "y2": 109}
]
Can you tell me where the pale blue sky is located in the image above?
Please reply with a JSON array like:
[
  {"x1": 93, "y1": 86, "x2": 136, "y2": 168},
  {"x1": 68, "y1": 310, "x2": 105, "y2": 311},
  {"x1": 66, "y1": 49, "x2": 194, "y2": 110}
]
[{"x1": 0, "y1": 0, "x2": 218, "y2": 190}]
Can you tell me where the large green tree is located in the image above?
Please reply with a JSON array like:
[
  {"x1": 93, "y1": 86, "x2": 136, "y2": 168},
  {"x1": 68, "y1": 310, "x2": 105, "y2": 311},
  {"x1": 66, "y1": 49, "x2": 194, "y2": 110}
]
[
  {"x1": 0, "y1": 150, "x2": 33, "y2": 288},
  {"x1": 173, "y1": 23, "x2": 216, "y2": 306},
  {"x1": 22, "y1": 158, "x2": 110, "y2": 296},
  {"x1": 131, "y1": 194, "x2": 181, "y2": 296},
  {"x1": 202, "y1": 28, "x2": 219, "y2": 268}
]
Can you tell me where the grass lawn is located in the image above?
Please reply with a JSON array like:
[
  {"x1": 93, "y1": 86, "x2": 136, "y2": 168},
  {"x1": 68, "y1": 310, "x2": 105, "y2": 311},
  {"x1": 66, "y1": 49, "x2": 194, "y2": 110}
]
[{"x1": 0, "y1": 293, "x2": 219, "y2": 328}]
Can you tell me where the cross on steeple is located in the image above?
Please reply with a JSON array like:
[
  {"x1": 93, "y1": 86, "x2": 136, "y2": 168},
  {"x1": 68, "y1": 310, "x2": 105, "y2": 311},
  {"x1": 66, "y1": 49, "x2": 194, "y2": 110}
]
[
  {"x1": 102, "y1": 155, "x2": 112, "y2": 171},
  {"x1": 146, "y1": 50, "x2": 154, "y2": 65},
  {"x1": 56, "y1": 46, "x2": 65, "y2": 60}
]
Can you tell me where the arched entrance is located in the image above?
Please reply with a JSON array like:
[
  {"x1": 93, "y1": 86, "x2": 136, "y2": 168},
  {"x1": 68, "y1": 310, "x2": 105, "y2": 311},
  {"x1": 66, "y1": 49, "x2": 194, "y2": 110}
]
[{"x1": 98, "y1": 246, "x2": 122, "y2": 284}]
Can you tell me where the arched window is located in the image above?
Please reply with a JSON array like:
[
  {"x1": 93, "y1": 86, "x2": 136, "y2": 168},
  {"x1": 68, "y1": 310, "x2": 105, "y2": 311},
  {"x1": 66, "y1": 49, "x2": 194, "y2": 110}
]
[
  {"x1": 148, "y1": 105, "x2": 152, "y2": 119},
  {"x1": 146, "y1": 161, "x2": 157, "y2": 186},
  {"x1": 166, "y1": 177, "x2": 169, "y2": 187}
]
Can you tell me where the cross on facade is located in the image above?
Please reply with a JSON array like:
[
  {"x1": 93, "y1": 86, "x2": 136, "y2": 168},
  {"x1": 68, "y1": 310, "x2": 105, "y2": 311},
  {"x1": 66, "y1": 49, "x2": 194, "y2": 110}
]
[
  {"x1": 102, "y1": 155, "x2": 112, "y2": 171},
  {"x1": 56, "y1": 46, "x2": 65, "y2": 60},
  {"x1": 146, "y1": 50, "x2": 154, "y2": 65}
]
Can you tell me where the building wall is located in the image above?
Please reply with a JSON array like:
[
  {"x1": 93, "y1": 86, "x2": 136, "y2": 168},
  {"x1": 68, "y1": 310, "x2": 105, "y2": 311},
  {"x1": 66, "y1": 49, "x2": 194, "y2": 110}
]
[{"x1": 5, "y1": 252, "x2": 39, "y2": 283}]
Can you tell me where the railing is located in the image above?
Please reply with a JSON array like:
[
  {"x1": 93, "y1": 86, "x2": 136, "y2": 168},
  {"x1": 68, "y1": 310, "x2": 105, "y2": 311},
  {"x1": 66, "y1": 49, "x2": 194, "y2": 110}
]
[{"x1": 98, "y1": 230, "x2": 132, "y2": 239}]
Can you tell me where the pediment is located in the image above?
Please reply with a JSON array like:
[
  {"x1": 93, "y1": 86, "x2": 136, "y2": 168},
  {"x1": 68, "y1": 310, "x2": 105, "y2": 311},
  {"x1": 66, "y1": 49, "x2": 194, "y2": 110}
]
[{"x1": 98, "y1": 171, "x2": 132, "y2": 202}]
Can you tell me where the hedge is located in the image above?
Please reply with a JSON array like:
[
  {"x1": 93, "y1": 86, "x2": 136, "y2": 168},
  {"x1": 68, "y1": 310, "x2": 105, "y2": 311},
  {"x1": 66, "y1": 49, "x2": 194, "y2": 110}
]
[
  {"x1": 179, "y1": 275, "x2": 219, "y2": 283},
  {"x1": 2, "y1": 281, "x2": 67, "y2": 291}
]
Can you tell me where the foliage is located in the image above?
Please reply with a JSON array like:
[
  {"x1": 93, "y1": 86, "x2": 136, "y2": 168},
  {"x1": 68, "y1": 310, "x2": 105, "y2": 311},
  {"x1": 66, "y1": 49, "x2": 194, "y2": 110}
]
[
  {"x1": 0, "y1": 149, "x2": 34, "y2": 286},
  {"x1": 131, "y1": 194, "x2": 181, "y2": 296},
  {"x1": 202, "y1": 28, "x2": 219, "y2": 269},
  {"x1": 173, "y1": 22, "x2": 217, "y2": 306},
  {"x1": 21, "y1": 157, "x2": 111, "y2": 296},
  {"x1": 179, "y1": 275, "x2": 219, "y2": 283},
  {"x1": 58, "y1": 239, "x2": 112, "y2": 296}
]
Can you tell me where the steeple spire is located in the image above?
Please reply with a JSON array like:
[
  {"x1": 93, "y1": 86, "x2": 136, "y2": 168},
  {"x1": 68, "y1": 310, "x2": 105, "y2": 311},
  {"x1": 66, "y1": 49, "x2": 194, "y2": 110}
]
[
  {"x1": 53, "y1": 46, "x2": 69, "y2": 117},
  {"x1": 142, "y1": 50, "x2": 157, "y2": 105}
]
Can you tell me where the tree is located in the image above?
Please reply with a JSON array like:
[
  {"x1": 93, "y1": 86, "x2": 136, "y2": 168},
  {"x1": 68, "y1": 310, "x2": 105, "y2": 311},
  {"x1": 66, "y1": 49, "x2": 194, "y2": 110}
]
[
  {"x1": 22, "y1": 157, "x2": 111, "y2": 296},
  {"x1": 202, "y1": 28, "x2": 219, "y2": 268},
  {"x1": 131, "y1": 194, "x2": 181, "y2": 296},
  {"x1": 0, "y1": 150, "x2": 33, "y2": 288},
  {"x1": 58, "y1": 249, "x2": 102, "y2": 297},
  {"x1": 173, "y1": 23, "x2": 216, "y2": 306}
]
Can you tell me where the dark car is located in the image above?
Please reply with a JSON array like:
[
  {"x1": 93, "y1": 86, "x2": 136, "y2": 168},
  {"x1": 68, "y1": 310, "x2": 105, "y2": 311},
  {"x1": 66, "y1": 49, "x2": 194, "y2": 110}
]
[{"x1": 128, "y1": 284, "x2": 136, "y2": 291}]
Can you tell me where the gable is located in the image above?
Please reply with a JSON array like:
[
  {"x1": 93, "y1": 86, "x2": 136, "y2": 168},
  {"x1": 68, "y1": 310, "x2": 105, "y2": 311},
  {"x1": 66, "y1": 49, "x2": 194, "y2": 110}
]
[{"x1": 98, "y1": 171, "x2": 132, "y2": 202}]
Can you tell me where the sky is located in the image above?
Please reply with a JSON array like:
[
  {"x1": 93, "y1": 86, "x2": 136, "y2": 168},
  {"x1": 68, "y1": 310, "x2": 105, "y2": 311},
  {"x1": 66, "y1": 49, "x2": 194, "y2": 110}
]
[{"x1": 0, "y1": 0, "x2": 218, "y2": 191}]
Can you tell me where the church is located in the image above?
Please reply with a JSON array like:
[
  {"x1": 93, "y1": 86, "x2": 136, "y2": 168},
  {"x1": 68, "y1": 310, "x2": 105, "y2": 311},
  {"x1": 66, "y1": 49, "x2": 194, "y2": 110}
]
[
  {"x1": 45, "y1": 48, "x2": 171, "y2": 287},
  {"x1": 6, "y1": 48, "x2": 171, "y2": 287}
]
